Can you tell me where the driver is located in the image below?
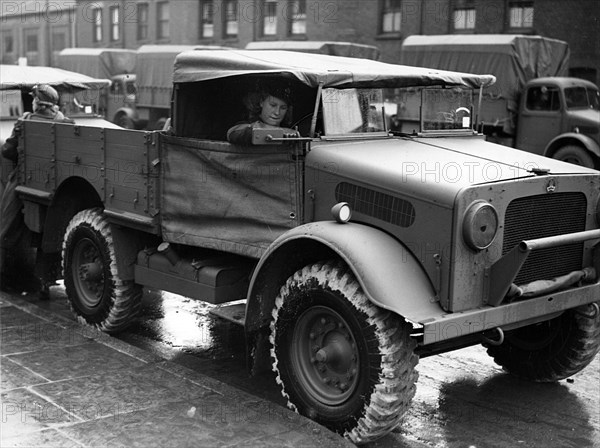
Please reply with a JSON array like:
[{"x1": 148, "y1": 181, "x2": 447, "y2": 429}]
[{"x1": 227, "y1": 83, "x2": 299, "y2": 145}]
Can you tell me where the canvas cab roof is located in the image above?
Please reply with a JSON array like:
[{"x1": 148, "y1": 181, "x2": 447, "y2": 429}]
[{"x1": 173, "y1": 49, "x2": 496, "y2": 90}]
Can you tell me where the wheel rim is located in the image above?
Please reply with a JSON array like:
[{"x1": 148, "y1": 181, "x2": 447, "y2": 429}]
[
  {"x1": 71, "y1": 237, "x2": 105, "y2": 309},
  {"x1": 291, "y1": 304, "x2": 360, "y2": 406}
]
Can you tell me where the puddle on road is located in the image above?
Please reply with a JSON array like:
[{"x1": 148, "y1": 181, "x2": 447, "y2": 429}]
[{"x1": 135, "y1": 289, "x2": 246, "y2": 360}]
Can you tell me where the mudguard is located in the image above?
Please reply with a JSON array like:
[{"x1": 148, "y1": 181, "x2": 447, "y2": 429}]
[
  {"x1": 245, "y1": 221, "x2": 444, "y2": 334},
  {"x1": 545, "y1": 132, "x2": 600, "y2": 159}
]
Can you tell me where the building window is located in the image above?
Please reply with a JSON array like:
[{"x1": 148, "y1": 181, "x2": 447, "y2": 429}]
[
  {"x1": 26, "y1": 32, "x2": 38, "y2": 53},
  {"x1": 200, "y1": 1, "x2": 214, "y2": 38},
  {"x1": 3, "y1": 32, "x2": 13, "y2": 54},
  {"x1": 381, "y1": 0, "x2": 402, "y2": 33},
  {"x1": 92, "y1": 7, "x2": 103, "y2": 42},
  {"x1": 1, "y1": 32, "x2": 14, "y2": 63},
  {"x1": 453, "y1": 8, "x2": 476, "y2": 31},
  {"x1": 288, "y1": 0, "x2": 306, "y2": 35},
  {"x1": 157, "y1": 2, "x2": 170, "y2": 39},
  {"x1": 137, "y1": 3, "x2": 149, "y2": 40},
  {"x1": 262, "y1": 0, "x2": 278, "y2": 36},
  {"x1": 52, "y1": 31, "x2": 67, "y2": 51},
  {"x1": 223, "y1": 1, "x2": 238, "y2": 38},
  {"x1": 509, "y1": 2, "x2": 534, "y2": 28},
  {"x1": 109, "y1": 6, "x2": 120, "y2": 41}
]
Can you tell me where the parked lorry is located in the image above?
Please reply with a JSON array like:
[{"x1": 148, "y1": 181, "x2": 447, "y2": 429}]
[
  {"x1": 400, "y1": 34, "x2": 600, "y2": 168},
  {"x1": 8, "y1": 50, "x2": 600, "y2": 443},
  {"x1": 56, "y1": 48, "x2": 137, "y2": 128}
]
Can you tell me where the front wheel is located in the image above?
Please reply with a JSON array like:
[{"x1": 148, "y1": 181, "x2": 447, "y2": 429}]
[
  {"x1": 62, "y1": 208, "x2": 142, "y2": 333},
  {"x1": 554, "y1": 145, "x2": 596, "y2": 169},
  {"x1": 485, "y1": 302, "x2": 600, "y2": 382},
  {"x1": 270, "y1": 261, "x2": 418, "y2": 444}
]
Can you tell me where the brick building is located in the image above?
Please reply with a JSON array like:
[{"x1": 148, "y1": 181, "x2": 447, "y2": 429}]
[{"x1": 1, "y1": 0, "x2": 598, "y2": 84}]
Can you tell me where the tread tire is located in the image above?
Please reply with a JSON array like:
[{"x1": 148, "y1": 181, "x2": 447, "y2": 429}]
[
  {"x1": 554, "y1": 145, "x2": 596, "y2": 169},
  {"x1": 62, "y1": 208, "x2": 142, "y2": 333},
  {"x1": 270, "y1": 260, "x2": 418, "y2": 444},
  {"x1": 486, "y1": 302, "x2": 600, "y2": 382}
]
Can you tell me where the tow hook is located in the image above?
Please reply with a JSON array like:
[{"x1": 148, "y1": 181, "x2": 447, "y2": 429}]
[
  {"x1": 481, "y1": 327, "x2": 504, "y2": 346},
  {"x1": 575, "y1": 302, "x2": 600, "y2": 319}
]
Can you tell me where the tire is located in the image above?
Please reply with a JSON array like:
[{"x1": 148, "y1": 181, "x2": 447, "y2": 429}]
[
  {"x1": 270, "y1": 260, "x2": 418, "y2": 444},
  {"x1": 62, "y1": 208, "x2": 142, "y2": 333},
  {"x1": 485, "y1": 302, "x2": 600, "y2": 382},
  {"x1": 554, "y1": 145, "x2": 596, "y2": 169}
]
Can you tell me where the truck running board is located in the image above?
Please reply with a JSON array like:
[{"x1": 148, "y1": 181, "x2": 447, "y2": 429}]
[
  {"x1": 134, "y1": 248, "x2": 254, "y2": 305},
  {"x1": 209, "y1": 303, "x2": 246, "y2": 326}
]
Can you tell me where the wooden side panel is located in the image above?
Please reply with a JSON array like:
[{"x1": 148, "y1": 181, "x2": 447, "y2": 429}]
[
  {"x1": 21, "y1": 122, "x2": 159, "y2": 232},
  {"x1": 104, "y1": 128, "x2": 153, "y2": 217},
  {"x1": 54, "y1": 123, "x2": 105, "y2": 193}
]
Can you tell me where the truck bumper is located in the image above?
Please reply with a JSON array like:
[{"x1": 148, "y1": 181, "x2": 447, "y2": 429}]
[
  {"x1": 421, "y1": 281, "x2": 599, "y2": 345},
  {"x1": 422, "y1": 229, "x2": 600, "y2": 346}
]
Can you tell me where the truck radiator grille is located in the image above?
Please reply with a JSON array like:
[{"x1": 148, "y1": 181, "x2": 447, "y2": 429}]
[{"x1": 502, "y1": 192, "x2": 587, "y2": 285}]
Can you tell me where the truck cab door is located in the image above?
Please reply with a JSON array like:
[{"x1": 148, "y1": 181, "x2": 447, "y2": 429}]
[{"x1": 516, "y1": 84, "x2": 562, "y2": 155}]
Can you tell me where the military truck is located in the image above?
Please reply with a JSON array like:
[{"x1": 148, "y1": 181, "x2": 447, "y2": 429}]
[
  {"x1": 56, "y1": 48, "x2": 137, "y2": 128},
  {"x1": 400, "y1": 34, "x2": 600, "y2": 168},
  {"x1": 9, "y1": 50, "x2": 600, "y2": 444}
]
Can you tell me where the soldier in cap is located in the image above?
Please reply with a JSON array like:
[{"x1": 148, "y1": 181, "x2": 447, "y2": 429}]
[
  {"x1": 227, "y1": 81, "x2": 299, "y2": 145},
  {"x1": 2, "y1": 84, "x2": 72, "y2": 162},
  {"x1": 1, "y1": 84, "x2": 72, "y2": 298}
]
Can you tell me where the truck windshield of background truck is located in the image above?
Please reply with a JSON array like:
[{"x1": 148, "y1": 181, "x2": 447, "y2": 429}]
[{"x1": 565, "y1": 86, "x2": 600, "y2": 110}]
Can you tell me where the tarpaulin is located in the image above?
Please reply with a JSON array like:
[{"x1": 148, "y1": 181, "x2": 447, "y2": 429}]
[
  {"x1": 0, "y1": 65, "x2": 110, "y2": 91},
  {"x1": 245, "y1": 41, "x2": 380, "y2": 60},
  {"x1": 400, "y1": 35, "x2": 569, "y2": 103},
  {"x1": 57, "y1": 48, "x2": 137, "y2": 79},
  {"x1": 173, "y1": 50, "x2": 496, "y2": 90},
  {"x1": 160, "y1": 135, "x2": 301, "y2": 259},
  {"x1": 136, "y1": 45, "x2": 229, "y2": 108},
  {"x1": 400, "y1": 35, "x2": 570, "y2": 133}
]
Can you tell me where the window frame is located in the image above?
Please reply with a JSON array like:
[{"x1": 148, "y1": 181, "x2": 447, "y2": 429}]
[
  {"x1": 380, "y1": 0, "x2": 402, "y2": 34},
  {"x1": 92, "y1": 7, "x2": 103, "y2": 43},
  {"x1": 157, "y1": 1, "x2": 170, "y2": 40},
  {"x1": 223, "y1": 0, "x2": 238, "y2": 39},
  {"x1": 453, "y1": 7, "x2": 476, "y2": 32},
  {"x1": 508, "y1": 1, "x2": 534, "y2": 30},
  {"x1": 288, "y1": 0, "x2": 307, "y2": 36},
  {"x1": 199, "y1": 1, "x2": 215, "y2": 39},
  {"x1": 137, "y1": 3, "x2": 149, "y2": 41},
  {"x1": 109, "y1": 5, "x2": 120, "y2": 42},
  {"x1": 262, "y1": 0, "x2": 278, "y2": 37}
]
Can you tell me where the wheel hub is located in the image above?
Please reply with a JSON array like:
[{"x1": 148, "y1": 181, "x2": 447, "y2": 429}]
[
  {"x1": 72, "y1": 238, "x2": 105, "y2": 308},
  {"x1": 292, "y1": 306, "x2": 360, "y2": 405}
]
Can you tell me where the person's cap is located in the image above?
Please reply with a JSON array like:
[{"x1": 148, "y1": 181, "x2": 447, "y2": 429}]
[{"x1": 30, "y1": 84, "x2": 59, "y2": 106}]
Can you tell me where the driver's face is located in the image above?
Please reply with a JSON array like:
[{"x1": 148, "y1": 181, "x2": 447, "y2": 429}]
[{"x1": 260, "y1": 95, "x2": 288, "y2": 126}]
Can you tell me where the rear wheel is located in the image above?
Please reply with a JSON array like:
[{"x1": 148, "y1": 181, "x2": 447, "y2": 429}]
[
  {"x1": 554, "y1": 145, "x2": 596, "y2": 169},
  {"x1": 62, "y1": 208, "x2": 141, "y2": 333},
  {"x1": 270, "y1": 261, "x2": 418, "y2": 444},
  {"x1": 485, "y1": 302, "x2": 600, "y2": 382}
]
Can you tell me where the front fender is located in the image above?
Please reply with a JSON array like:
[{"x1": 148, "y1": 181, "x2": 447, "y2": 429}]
[
  {"x1": 245, "y1": 221, "x2": 443, "y2": 335},
  {"x1": 545, "y1": 132, "x2": 600, "y2": 159}
]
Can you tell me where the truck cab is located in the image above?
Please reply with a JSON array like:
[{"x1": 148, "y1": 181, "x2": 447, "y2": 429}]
[{"x1": 517, "y1": 77, "x2": 600, "y2": 166}]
